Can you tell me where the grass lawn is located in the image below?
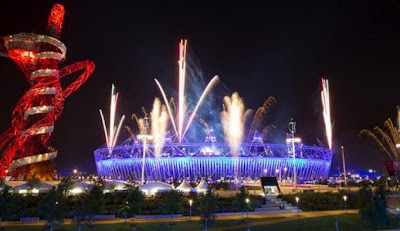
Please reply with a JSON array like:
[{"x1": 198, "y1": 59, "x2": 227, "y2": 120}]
[{"x1": 3, "y1": 214, "x2": 399, "y2": 231}]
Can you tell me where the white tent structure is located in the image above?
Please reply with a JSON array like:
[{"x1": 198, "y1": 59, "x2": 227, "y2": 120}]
[
  {"x1": 139, "y1": 181, "x2": 174, "y2": 196},
  {"x1": 176, "y1": 179, "x2": 193, "y2": 193},
  {"x1": 12, "y1": 181, "x2": 55, "y2": 194},
  {"x1": 104, "y1": 181, "x2": 127, "y2": 192},
  {"x1": 69, "y1": 181, "x2": 93, "y2": 194},
  {"x1": 193, "y1": 179, "x2": 209, "y2": 193}
]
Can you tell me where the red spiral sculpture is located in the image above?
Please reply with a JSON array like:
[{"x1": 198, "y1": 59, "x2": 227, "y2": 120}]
[{"x1": 0, "y1": 4, "x2": 95, "y2": 180}]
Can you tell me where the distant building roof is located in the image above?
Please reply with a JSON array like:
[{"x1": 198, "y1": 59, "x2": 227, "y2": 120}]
[{"x1": 176, "y1": 179, "x2": 193, "y2": 192}]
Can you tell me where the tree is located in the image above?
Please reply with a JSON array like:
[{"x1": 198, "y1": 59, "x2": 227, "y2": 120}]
[
  {"x1": 85, "y1": 182, "x2": 105, "y2": 227},
  {"x1": 370, "y1": 184, "x2": 391, "y2": 229},
  {"x1": 358, "y1": 183, "x2": 391, "y2": 229},
  {"x1": 38, "y1": 187, "x2": 64, "y2": 231},
  {"x1": 57, "y1": 176, "x2": 74, "y2": 196},
  {"x1": 125, "y1": 187, "x2": 145, "y2": 231},
  {"x1": 0, "y1": 186, "x2": 12, "y2": 230},
  {"x1": 74, "y1": 193, "x2": 86, "y2": 231},
  {"x1": 233, "y1": 186, "x2": 250, "y2": 221},
  {"x1": 162, "y1": 190, "x2": 182, "y2": 225},
  {"x1": 198, "y1": 190, "x2": 218, "y2": 230},
  {"x1": 358, "y1": 184, "x2": 373, "y2": 221}
]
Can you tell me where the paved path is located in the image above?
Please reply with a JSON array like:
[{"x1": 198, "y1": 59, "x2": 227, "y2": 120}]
[{"x1": 3, "y1": 209, "x2": 358, "y2": 227}]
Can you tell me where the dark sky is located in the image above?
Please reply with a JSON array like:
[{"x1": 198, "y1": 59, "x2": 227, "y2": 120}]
[{"x1": 0, "y1": 1, "x2": 399, "y2": 175}]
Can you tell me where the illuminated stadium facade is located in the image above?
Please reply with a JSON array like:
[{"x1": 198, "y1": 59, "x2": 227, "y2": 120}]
[{"x1": 94, "y1": 134, "x2": 332, "y2": 182}]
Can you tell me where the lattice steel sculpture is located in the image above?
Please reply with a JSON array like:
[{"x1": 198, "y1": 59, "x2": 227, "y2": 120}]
[{"x1": 0, "y1": 4, "x2": 95, "y2": 180}]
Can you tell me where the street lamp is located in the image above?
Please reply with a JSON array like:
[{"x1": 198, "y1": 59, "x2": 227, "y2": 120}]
[
  {"x1": 73, "y1": 169, "x2": 77, "y2": 174},
  {"x1": 124, "y1": 201, "x2": 129, "y2": 223},
  {"x1": 295, "y1": 197, "x2": 299, "y2": 215},
  {"x1": 189, "y1": 199, "x2": 193, "y2": 221},
  {"x1": 245, "y1": 198, "x2": 250, "y2": 221},
  {"x1": 343, "y1": 195, "x2": 347, "y2": 214},
  {"x1": 264, "y1": 169, "x2": 267, "y2": 176}
]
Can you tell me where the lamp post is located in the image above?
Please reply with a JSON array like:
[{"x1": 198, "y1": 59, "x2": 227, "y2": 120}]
[
  {"x1": 343, "y1": 195, "x2": 347, "y2": 214},
  {"x1": 189, "y1": 199, "x2": 193, "y2": 221},
  {"x1": 52, "y1": 201, "x2": 58, "y2": 231},
  {"x1": 245, "y1": 198, "x2": 250, "y2": 221},
  {"x1": 341, "y1": 146, "x2": 348, "y2": 187},
  {"x1": 295, "y1": 197, "x2": 299, "y2": 216}
]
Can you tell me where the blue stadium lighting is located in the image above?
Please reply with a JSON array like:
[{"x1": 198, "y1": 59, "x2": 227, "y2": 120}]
[{"x1": 94, "y1": 138, "x2": 332, "y2": 182}]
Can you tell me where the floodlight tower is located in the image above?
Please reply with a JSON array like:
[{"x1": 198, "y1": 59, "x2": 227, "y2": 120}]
[
  {"x1": 138, "y1": 116, "x2": 153, "y2": 185},
  {"x1": 287, "y1": 118, "x2": 301, "y2": 188},
  {"x1": 0, "y1": 4, "x2": 95, "y2": 180}
]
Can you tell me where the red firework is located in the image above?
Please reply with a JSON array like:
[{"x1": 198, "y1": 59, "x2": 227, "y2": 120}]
[{"x1": 0, "y1": 4, "x2": 95, "y2": 180}]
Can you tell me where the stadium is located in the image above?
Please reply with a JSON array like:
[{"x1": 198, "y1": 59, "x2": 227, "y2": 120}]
[
  {"x1": 94, "y1": 132, "x2": 332, "y2": 183},
  {"x1": 94, "y1": 40, "x2": 333, "y2": 184}
]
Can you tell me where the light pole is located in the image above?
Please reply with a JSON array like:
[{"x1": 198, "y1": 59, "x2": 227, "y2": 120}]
[
  {"x1": 138, "y1": 116, "x2": 153, "y2": 185},
  {"x1": 286, "y1": 136, "x2": 301, "y2": 188},
  {"x1": 245, "y1": 198, "x2": 250, "y2": 221},
  {"x1": 295, "y1": 197, "x2": 299, "y2": 216},
  {"x1": 287, "y1": 118, "x2": 300, "y2": 189},
  {"x1": 343, "y1": 195, "x2": 347, "y2": 214},
  {"x1": 341, "y1": 146, "x2": 348, "y2": 187},
  {"x1": 52, "y1": 201, "x2": 58, "y2": 231},
  {"x1": 189, "y1": 199, "x2": 193, "y2": 221}
]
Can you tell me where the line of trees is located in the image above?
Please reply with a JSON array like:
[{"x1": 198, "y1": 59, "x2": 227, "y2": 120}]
[{"x1": 0, "y1": 179, "x2": 265, "y2": 230}]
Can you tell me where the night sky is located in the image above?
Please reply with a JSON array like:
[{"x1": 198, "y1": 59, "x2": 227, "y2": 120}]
[{"x1": 0, "y1": 1, "x2": 399, "y2": 175}]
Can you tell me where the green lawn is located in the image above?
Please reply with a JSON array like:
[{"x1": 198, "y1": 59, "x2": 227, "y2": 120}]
[{"x1": 3, "y1": 214, "x2": 399, "y2": 231}]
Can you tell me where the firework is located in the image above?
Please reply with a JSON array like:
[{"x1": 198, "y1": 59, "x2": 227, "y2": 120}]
[
  {"x1": 182, "y1": 75, "x2": 219, "y2": 139},
  {"x1": 248, "y1": 96, "x2": 276, "y2": 140},
  {"x1": 99, "y1": 84, "x2": 125, "y2": 152},
  {"x1": 200, "y1": 119, "x2": 211, "y2": 134},
  {"x1": 130, "y1": 113, "x2": 145, "y2": 135},
  {"x1": 155, "y1": 39, "x2": 219, "y2": 142},
  {"x1": 155, "y1": 79, "x2": 178, "y2": 137},
  {"x1": 151, "y1": 98, "x2": 169, "y2": 156},
  {"x1": 397, "y1": 106, "x2": 400, "y2": 133},
  {"x1": 321, "y1": 78, "x2": 332, "y2": 149},
  {"x1": 221, "y1": 92, "x2": 252, "y2": 156},
  {"x1": 177, "y1": 39, "x2": 188, "y2": 142},
  {"x1": 360, "y1": 115, "x2": 400, "y2": 160}
]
